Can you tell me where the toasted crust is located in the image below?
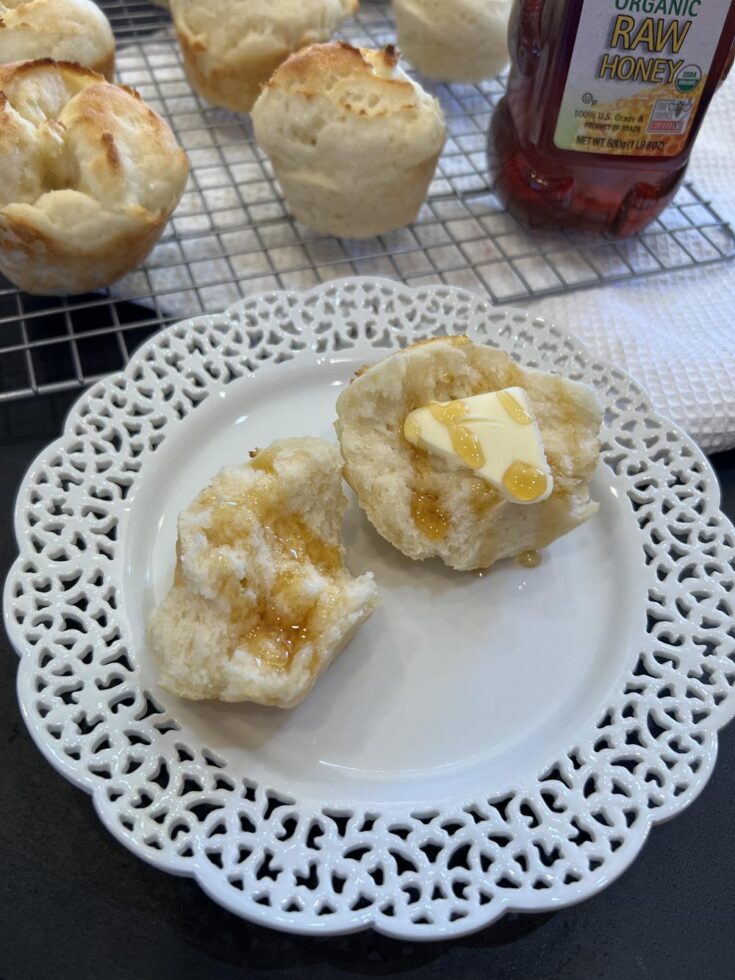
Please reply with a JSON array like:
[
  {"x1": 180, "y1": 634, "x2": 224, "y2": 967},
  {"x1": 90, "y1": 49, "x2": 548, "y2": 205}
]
[
  {"x1": 171, "y1": 0, "x2": 358, "y2": 112},
  {"x1": 393, "y1": 0, "x2": 510, "y2": 83},
  {"x1": 252, "y1": 42, "x2": 446, "y2": 238},
  {"x1": 263, "y1": 41, "x2": 417, "y2": 113},
  {"x1": 0, "y1": 0, "x2": 116, "y2": 81},
  {"x1": 0, "y1": 59, "x2": 189, "y2": 295},
  {"x1": 335, "y1": 337, "x2": 602, "y2": 571},
  {"x1": 260, "y1": 42, "x2": 425, "y2": 117}
]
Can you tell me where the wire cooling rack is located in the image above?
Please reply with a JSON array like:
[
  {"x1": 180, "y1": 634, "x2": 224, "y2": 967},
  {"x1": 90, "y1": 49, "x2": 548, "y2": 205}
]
[{"x1": 0, "y1": 0, "x2": 733, "y2": 402}]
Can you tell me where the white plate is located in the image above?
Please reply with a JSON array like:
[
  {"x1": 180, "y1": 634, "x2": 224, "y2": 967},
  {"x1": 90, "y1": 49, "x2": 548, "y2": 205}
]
[{"x1": 6, "y1": 278, "x2": 735, "y2": 939}]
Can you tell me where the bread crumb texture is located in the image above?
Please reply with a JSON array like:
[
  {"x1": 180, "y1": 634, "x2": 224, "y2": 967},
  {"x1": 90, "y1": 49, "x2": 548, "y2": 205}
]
[
  {"x1": 0, "y1": 59, "x2": 189, "y2": 294},
  {"x1": 252, "y1": 41, "x2": 446, "y2": 237},
  {"x1": 171, "y1": 0, "x2": 358, "y2": 111},
  {"x1": 335, "y1": 336, "x2": 603, "y2": 571},
  {"x1": 148, "y1": 438, "x2": 379, "y2": 709}
]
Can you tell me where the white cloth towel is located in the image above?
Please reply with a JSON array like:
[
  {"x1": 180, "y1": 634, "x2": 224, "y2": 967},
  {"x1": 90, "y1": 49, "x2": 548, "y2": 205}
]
[{"x1": 530, "y1": 75, "x2": 735, "y2": 454}]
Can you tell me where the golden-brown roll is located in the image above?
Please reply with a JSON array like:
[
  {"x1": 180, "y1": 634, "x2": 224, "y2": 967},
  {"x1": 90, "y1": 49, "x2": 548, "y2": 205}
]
[
  {"x1": 171, "y1": 0, "x2": 358, "y2": 112},
  {"x1": 252, "y1": 42, "x2": 446, "y2": 238},
  {"x1": 0, "y1": 0, "x2": 116, "y2": 80},
  {"x1": 0, "y1": 60, "x2": 189, "y2": 295}
]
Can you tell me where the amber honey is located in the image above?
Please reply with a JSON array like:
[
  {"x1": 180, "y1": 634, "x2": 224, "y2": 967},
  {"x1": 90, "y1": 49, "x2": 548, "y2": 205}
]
[
  {"x1": 428, "y1": 401, "x2": 485, "y2": 470},
  {"x1": 410, "y1": 489, "x2": 451, "y2": 540},
  {"x1": 490, "y1": 0, "x2": 735, "y2": 235},
  {"x1": 198, "y1": 465, "x2": 341, "y2": 671}
]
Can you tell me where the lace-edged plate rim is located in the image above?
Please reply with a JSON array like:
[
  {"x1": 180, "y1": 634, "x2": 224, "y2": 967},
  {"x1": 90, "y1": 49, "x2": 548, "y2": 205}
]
[{"x1": 5, "y1": 277, "x2": 735, "y2": 939}]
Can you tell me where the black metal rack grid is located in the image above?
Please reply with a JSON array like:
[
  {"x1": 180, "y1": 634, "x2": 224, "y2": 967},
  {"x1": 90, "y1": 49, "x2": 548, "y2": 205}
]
[{"x1": 0, "y1": 0, "x2": 732, "y2": 402}]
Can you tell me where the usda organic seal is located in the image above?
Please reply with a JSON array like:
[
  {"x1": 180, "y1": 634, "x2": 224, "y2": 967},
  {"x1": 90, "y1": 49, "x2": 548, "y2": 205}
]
[{"x1": 677, "y1": 64, "x2": 702, "y2": 93}]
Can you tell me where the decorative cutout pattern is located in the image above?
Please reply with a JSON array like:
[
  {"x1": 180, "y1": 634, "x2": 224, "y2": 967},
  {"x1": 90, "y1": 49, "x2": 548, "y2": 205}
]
[{"x1": 6, "y1": 279, "x2": 735, "y2": 938}]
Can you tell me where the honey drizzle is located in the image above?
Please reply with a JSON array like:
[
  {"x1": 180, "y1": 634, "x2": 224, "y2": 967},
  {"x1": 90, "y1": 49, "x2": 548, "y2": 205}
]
[
  {"x1": 428, "y1": 400, "x2": 485, "y2": 470},
  {"x1": 502, "y1": 460, "x2": 548, "y2": 503},
  {"x1": 200, "y1": 466, "x2": 341, "y2": 672},
  {"x1": 248, "y1": 446, "x2": 276, "y2": 474},
  {"x1": 497, "y1": 389, "x2": 534, "y2": 425},
  {"x1": 516, "y1": 550, "x2": 542, "y2": 568},
  {"x1": 410, "y1": 490, "x2": 450, "y2": 540}
]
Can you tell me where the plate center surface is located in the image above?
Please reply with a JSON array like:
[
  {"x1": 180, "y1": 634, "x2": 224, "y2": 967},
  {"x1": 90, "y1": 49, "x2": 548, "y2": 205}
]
[{"x1": 124, "y1": 356, "x2": 645, "y2": 805}]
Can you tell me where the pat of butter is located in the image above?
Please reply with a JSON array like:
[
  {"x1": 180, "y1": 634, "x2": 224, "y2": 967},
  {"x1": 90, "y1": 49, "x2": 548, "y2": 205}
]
[{"x1": 403, "y1": 387, "x2": 553, "y2": 504}]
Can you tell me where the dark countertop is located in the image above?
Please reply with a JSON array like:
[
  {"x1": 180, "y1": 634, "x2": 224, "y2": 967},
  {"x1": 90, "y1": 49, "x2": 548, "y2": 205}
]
[{"x1": 1, "y1": 391, "x2": 734, "y2": 980}]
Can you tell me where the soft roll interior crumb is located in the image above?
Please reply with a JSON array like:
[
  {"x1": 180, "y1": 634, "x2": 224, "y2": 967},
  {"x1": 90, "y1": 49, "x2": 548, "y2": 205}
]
[{"x1": 148, "y1": 437, "x2": 379, "y2": 709}]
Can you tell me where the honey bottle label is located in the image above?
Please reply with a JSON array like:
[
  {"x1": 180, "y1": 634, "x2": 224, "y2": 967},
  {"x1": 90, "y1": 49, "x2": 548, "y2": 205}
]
[{"x1": 554, "y1": 0, "x2": 732, "y2": 157}]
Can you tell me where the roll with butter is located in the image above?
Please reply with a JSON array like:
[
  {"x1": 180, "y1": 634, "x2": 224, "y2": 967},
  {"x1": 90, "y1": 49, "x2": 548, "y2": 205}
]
[{"x1": 336, "y1": 336, "x2": 602, "y2": 571}]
